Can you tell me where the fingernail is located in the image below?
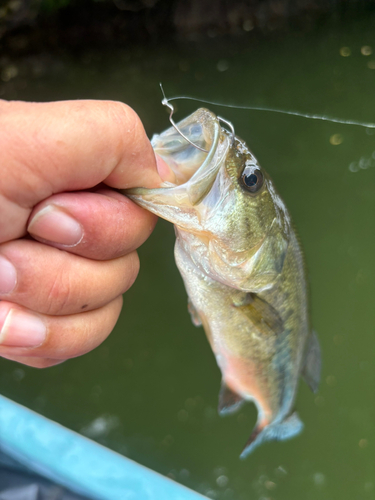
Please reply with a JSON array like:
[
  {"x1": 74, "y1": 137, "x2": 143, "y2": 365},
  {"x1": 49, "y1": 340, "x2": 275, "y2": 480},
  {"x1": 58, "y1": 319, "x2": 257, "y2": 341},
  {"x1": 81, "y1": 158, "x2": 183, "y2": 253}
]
[
  {"x1": 0, "y1": 309, "x2": 46, "y2": 348},
  {"x1": 0, "y1": 255, "x2": 17, "y2": 294},
  {"x1": 155, "y1": 154, "x2": 176, "y2": 183},
  {"x1": 28, "y1": 205, "x2": 83, "y2": 246}
]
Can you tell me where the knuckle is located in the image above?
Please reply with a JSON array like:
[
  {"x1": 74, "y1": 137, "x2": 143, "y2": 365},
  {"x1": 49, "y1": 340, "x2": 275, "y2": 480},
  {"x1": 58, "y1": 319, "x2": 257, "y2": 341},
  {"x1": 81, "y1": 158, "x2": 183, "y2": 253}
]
[
  {"x1": 45, "y1": 263, "x2": 74, "y2": 315},
  {"x1": 107, "y1": 101, "x2": 141, "y2": 138},
  {"x1": 107, "y1": 102, "x2": 146, "y2": 152}
]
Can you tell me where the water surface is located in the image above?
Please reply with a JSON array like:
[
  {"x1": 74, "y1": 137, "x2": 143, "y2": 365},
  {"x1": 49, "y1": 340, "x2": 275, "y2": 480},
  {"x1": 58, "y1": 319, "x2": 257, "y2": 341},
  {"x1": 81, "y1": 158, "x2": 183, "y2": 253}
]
[{"x1": 1, "y1": 19, "x2": 374, "y2": 500}]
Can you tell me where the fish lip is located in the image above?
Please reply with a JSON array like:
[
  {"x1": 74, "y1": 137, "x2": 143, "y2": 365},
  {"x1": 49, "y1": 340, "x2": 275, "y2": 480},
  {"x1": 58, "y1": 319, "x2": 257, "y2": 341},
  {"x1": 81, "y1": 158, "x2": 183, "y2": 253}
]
[{"x1": 125, "y1": 108, "x2": 226, "y2": 206}]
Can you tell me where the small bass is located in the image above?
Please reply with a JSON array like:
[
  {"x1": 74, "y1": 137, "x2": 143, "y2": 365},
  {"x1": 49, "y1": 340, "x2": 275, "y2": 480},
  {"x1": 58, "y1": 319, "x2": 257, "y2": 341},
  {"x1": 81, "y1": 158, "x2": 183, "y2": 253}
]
[{"x1": 126, "y1": 108, "x2": 321, "y2": 458}]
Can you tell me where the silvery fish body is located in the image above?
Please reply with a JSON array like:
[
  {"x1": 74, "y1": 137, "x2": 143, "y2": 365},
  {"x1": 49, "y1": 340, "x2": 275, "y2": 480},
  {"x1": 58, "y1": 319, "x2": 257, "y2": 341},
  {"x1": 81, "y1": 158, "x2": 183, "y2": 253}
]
[{"x1": 126, "y1": 108, "x2": 321, "y2": 457}]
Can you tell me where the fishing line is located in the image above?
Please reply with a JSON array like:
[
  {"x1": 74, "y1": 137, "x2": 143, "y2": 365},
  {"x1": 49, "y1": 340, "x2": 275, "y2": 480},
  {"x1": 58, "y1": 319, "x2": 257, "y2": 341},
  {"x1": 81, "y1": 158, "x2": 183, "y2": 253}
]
[
  {"x1": 159, "y1": 83, "x2": 236, "y2": 148},
  {"x1": 159, "y1": 85, "x2": 375, "y2": 129}
]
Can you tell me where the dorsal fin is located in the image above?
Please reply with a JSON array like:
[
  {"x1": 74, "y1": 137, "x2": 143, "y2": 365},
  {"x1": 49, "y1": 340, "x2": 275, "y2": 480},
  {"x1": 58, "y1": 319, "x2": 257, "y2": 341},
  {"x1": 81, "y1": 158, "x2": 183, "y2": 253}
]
[
  {"x1": 218, "y1": 382, "x2": 244, "y2": 415},
  {"x1": 234, "y1": 293, "x2": 284, "y2": 336},
  {"x1": 302, "y1": 330, "x2": 321, "y2": 393}
]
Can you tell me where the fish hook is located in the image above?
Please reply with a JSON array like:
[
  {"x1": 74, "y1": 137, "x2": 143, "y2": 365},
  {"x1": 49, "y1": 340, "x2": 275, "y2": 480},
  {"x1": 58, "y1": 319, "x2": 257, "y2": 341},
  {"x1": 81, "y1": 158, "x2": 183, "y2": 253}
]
[
  {"x1": 217, "y1": 115, "x2": 235, "y2": 146},
  {"x1": 160, "y1": 84, "x2": 208, "y2": 153},
  {"x1": 159, "y1": 83, "x2": 235, "y2": 152}
]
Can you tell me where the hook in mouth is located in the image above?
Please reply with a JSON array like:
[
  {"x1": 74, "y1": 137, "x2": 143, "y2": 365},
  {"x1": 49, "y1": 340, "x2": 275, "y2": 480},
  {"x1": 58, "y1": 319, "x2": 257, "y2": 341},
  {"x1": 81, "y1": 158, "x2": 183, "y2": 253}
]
[{"x1": 160, "y1": 83, "x2": 235, "y2": 153}]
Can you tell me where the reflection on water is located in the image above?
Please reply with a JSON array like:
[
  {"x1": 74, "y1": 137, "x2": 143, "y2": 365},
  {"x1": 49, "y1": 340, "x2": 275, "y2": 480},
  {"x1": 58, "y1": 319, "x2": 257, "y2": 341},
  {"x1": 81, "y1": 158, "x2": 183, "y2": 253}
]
[{"x1": 0, "y1": 17, "x2": 374, "y2": 500}]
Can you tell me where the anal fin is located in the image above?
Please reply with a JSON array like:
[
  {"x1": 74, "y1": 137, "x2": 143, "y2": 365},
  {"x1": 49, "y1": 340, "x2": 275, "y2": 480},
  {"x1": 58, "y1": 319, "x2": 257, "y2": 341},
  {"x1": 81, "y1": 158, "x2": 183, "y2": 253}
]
[
  {"x1": 240, "y1": 411, "x2": 304, "y2": 459},
  {"x1": 218, "y1": 382, "x2": 244, "y2": 415},
  {"x1": 302, "y1": 330, "x2": 321, "y2": 393}
]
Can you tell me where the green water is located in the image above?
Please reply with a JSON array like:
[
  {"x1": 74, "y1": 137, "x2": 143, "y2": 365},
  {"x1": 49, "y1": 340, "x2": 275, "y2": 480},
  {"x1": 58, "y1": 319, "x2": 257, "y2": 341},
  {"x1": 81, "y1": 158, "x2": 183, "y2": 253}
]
[{"x1": 1, "y1": 18, "x2": 374, "y2": 500}]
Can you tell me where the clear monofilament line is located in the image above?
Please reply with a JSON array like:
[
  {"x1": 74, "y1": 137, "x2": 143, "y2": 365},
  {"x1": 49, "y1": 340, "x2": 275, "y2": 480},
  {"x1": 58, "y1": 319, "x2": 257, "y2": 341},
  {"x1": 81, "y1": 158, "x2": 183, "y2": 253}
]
[{"x1": 166, "y1": 94, "x2": 375, "y2": 129}]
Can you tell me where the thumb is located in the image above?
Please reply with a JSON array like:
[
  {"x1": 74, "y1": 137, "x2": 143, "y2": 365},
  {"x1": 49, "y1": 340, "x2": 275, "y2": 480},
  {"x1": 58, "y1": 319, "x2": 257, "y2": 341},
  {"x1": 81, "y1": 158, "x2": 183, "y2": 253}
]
[{"x1": 0, "y1": 99, "x2": 172, "y2": 242}]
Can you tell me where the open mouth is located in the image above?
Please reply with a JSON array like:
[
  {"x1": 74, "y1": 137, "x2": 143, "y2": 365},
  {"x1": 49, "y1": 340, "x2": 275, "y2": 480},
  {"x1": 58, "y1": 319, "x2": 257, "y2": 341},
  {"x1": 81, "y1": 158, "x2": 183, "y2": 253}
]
[
  {"x1": 152, "y1": 108, "x2": 219, "y2": 187},
  {"x1": 126, "y1": 108, "x2": 230, "y2": 205}
]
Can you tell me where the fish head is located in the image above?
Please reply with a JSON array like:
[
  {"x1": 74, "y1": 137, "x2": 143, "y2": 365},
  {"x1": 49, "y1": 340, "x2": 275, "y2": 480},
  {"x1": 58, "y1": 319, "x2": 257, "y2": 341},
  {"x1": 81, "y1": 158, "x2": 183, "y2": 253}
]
[{"x1": 126, "y1": 108, "x2": 291, "y2": 291}]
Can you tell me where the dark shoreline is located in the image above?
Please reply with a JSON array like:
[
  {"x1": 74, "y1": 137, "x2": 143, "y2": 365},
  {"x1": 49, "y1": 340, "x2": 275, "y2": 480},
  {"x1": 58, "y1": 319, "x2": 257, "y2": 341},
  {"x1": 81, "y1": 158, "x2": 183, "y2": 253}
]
[{"x1": 1, "y1": 0, "x2": 375, "y2": 57}]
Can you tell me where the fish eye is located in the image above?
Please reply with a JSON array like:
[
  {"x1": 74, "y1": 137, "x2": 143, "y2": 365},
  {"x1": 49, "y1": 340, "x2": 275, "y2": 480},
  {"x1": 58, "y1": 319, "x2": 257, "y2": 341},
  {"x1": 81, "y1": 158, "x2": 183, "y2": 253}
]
[{"x1": 241, "y1": 168, "x2": 264, "y2": 193}]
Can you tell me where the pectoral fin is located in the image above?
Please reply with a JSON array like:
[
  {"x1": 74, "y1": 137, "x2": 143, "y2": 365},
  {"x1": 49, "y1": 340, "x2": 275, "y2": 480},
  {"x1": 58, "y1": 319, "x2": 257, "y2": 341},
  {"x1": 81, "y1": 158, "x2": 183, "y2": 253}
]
[
  {"x1": 235, "y1": 293, "x2": 283, "y2": 336},
  {"x1": 240, "y1": 411, "x2": 304, "y2": 459},
  {"x1": 218, "y1": 382, "x2": 244, "y2": 415},
  {"x1": 302, "y1": 330, "x2": 321, "y2": 393}
]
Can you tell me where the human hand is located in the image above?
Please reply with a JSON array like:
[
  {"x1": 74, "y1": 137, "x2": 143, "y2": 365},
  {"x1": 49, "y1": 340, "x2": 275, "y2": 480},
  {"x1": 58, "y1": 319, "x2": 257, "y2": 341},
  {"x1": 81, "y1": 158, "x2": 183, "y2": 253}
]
[{"x1": 0, "y1": 99, "x2": 172, "y2": 368}]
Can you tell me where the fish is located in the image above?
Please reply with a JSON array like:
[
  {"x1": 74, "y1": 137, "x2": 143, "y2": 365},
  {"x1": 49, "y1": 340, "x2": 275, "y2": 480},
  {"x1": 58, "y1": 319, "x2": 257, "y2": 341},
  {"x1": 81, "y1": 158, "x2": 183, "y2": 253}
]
[{"x1": 125, "y1": 107, "x2": 321, "y2": 458}]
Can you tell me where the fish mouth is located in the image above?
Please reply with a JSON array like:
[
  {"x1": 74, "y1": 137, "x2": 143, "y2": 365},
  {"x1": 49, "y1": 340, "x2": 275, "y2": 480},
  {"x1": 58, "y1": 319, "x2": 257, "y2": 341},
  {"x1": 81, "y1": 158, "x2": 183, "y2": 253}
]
[{"x1": 125, "y1": 108, "x2": 230, "y2": 223}]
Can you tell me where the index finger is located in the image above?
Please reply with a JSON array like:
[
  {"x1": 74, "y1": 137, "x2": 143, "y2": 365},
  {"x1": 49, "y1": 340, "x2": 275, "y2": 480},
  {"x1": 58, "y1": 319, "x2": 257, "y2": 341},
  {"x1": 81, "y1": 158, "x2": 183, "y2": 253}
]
[{"x1": 0, "y1": 99, "x2": 164, "y2": 242}]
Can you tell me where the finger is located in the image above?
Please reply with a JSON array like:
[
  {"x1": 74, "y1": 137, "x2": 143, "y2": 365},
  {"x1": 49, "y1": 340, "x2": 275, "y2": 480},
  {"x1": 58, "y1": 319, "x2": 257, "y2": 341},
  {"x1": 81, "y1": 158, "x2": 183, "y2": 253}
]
[
  {"x1": 0, "y1": 100, "x2": 174, "y2": 243},
  {"x1": 0, "y1": 239, "x2": 138, "y2": 315},
  {"x1": 0, "y1": 295, "x2": 123, "y2": 359},
  {"x1": 156, "y1": 154, "x2": 176, "y2": 184},
  {"x1": 0, "y1": 353, "x2": 64, "y2": 368},
  {"x1": 27, "y1": 189, "x2": 157, "y2": 260}
]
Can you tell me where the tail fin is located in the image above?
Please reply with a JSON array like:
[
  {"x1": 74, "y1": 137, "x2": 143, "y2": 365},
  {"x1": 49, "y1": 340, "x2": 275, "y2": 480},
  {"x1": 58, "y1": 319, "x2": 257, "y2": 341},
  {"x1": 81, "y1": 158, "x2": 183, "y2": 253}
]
[{"x1": 240, "y1": 412, "x2": 304, "y2": 459}]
